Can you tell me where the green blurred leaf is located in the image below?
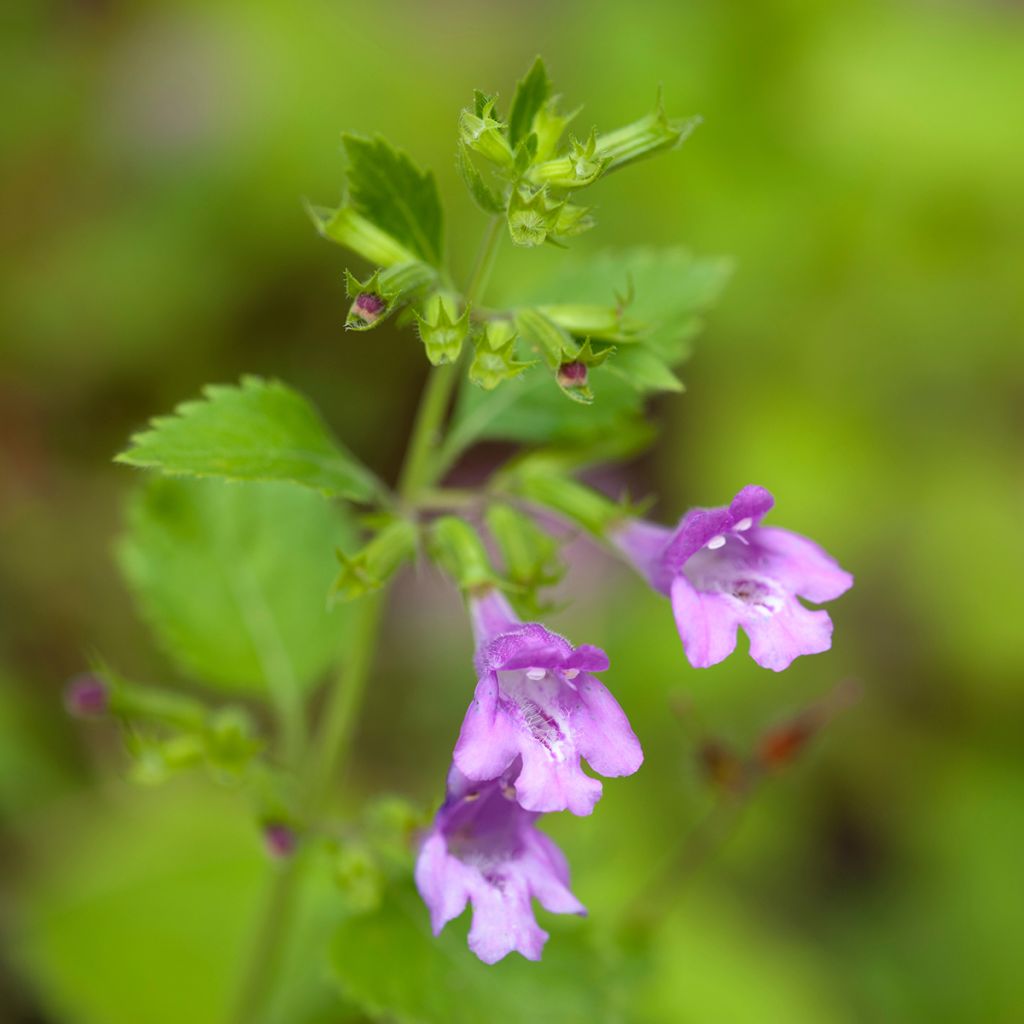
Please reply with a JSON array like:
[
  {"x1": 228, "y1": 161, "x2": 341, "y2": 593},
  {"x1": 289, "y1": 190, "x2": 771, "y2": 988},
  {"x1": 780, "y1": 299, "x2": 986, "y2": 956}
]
[
  {"x1": 116, "y1": 377, "x2": 381, "y2": 503},
  {"x1": 12, "y1": 782, "x2": 346, "y2": 1024},
  {"x1": 447, "y1": 248, "x2": 728, "y2": 456},
  {"x1": 331, "y1": 881, "x2": 624, "y2": 1024},
  {"x1": 508, "y1": 57, "x2": 551, "y2": 149},
  {"x1": 117, "y1": 478, "x2": 356, "y2": 694},
  {"x1": 342, "y1": 134, "x2": 444, "y2": 267},
  {"x1": 607, "y1": 347, "x2": 684, "y2": 393}
]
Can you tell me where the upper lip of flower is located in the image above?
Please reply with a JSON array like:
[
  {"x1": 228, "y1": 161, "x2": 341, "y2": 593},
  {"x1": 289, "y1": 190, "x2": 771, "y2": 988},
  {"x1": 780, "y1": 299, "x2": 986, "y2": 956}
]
[{"x1": 662, "y1": 484, "x2": 776, "y2": 573}]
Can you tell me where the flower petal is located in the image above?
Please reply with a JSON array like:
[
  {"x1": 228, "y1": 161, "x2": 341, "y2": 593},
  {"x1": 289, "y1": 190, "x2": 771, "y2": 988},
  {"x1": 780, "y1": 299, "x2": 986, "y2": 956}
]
[
  {"x1": 414, "y1": 833, "x2": 470, "y2": 935},
  {"x1": 522, "y1": 830, "x2": 587, "y2": 916},
  {"x1": 754, "y1": 526, "x2": 854, "y2": 604},
  {"x1": 453, "y1": 673, "x2": 519, "y2": 782},
  {"x1": 514, "y1": 740, "x2": 603, "y2": 816},
  {"x1": 663, "y1": 485, "x2": 776, "y2": 571},
  {"x1": 670, "y1": 575, "x2": 740, "y2": 668},
  {"x1": 466, "y1": 875, "x2": 548, "y2": 964},
  {"x1": 741, "y1": 597, "x2": 834, "y2": 672},
  {"x1": 573, "y1": 675, "x2": 643, "y2": 778}
]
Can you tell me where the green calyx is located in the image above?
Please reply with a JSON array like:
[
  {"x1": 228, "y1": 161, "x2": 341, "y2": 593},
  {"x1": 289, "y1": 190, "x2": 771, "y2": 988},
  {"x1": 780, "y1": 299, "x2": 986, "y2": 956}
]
[
  {"x1": 331, "y1": 519, "x2": 419, "y2": 602},
  {"x1": 345, "y1": 262, "x2": 437, "y2": 331},
  {"x1": 414, "y1": 293, "x2": 471, "y2": 366},
  {"x1": 429, "y1": 517, "x2": 499, "y2": 592},
  {"x1": 469, "y1": 321, "x2": 535, "y2": 390}
]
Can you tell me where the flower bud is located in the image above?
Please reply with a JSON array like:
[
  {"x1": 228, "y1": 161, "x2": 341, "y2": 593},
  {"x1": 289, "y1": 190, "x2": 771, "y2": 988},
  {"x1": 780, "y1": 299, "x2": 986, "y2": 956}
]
[
  {"x1": 350, "y1": 292, "x2": 387, "y2": 328},
  {"x1": 557, "y1": 360, "x2": 588, "y2": 390},
  {"x1": 263, "y1": 822, "x2": 297, "y2": 860},
  {"x1": 64, "y1": 673, "x2": 109, "y2": 719}
]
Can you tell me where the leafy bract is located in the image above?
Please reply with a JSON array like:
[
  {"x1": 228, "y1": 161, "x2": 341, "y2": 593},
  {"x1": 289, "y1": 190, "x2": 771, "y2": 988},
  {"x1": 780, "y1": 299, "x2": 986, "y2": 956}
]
[
  {"x1": 342, "y1": 135, "x2": 444, "y2": 267},
  {"x1": 507, "y1": 57, "x2": 551, "y2": 148},
  {"x1": 456, "y1": 141, "x2": 506, "y2": 214},
  {"x1": 116, "y1": 377, "x2": 380, "y2": 502},
  {"x1": 117, "y1": 477, "x2": 356, "y2": 694}
]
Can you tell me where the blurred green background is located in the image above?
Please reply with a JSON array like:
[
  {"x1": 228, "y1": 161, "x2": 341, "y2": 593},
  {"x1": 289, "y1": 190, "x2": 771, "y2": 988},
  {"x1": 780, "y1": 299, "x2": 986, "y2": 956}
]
[{"x1": 2, "y1": 0, "x2": 1023, "y2": 1021}]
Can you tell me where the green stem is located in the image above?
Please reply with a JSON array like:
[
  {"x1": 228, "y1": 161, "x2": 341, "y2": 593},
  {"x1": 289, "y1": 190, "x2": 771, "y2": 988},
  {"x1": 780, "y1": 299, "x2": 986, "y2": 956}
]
[
  {"x1": 229, "y1": 856, "x2": 304, "y2": 1024},
  {"x1": 230, "y1": 215, "x2": 504, "y2": 1022},
  {"x1": 397, "y1": 215, "x2": 503, "y2": 502},
  {"x1": 304, "y1": 589, "x2": 387, "y2": 810}
]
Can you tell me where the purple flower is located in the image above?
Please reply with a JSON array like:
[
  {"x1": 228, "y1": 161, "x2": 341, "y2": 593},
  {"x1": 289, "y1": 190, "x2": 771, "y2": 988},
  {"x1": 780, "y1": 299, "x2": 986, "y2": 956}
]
[
  {"x1": 612, "y1": 485, "x2": 853, "y2": 672},
  {"x1": 415, "y1": 763, "x2": 585, "y2": 964},
  {"x1": 453, "y1": 590, "x2": 643, "y2": 816}
]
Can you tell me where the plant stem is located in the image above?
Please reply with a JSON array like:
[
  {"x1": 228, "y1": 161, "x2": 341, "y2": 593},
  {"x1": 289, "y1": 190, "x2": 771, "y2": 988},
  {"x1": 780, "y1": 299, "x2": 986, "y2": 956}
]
[
  {"x1": 397, "y1": 215, "x2": 503, "y2": 501},
  {"x1": 229, "y1": 855, "x2": 304, "y2": 1024},
  {"x1": 304, "y1": 589, "x2": 387, "y2": 810},
  {"x1": 231, "y1": 215, "x2": 504, "y2": 1022}
]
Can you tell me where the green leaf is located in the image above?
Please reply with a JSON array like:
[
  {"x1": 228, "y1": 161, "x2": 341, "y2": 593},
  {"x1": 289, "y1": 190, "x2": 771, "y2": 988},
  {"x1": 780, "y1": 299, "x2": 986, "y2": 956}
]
[
  {"x1": 306, "y1": 201, "x2": 419, "y2": 268},
  {"x1": 116, "y1": 376, "x2": 381, "y2": 502},
  {"x1": 606, "y1": 347, "x2": 684, "y2": 393},
  {"x1": 507, "y1": 57, "x2": 551, "y2": 149},
  {"x1": 456, "y1": 141, "x2": 506, "y2": 215},
  {"x1": 342, "y1": 134, "x2": 444, "y2": 267},
  {"x1": 117, "y1": 477, "x2": 357, "y2": 694},
  {"x1": 331, "y1": 881, "x2": 625, "y2": 1024},
  {"x1": 448, "y1": 247, "x2": 730, "y2": 453}
]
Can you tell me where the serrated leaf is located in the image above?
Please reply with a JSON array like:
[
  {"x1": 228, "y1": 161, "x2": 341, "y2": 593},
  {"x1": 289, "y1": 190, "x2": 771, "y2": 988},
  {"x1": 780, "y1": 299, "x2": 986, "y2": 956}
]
[
  {"x1": 342, "y1": 135, "x2": 443, "y2": 267},
  {"x1": 456, "y1": 141, "x2": 506, "y2": 215},
  {"x1": 507, "y1": 57, "x2": 551, "y2": 149},
  {"x1": 116, "y1": 377, "x2": 381, "y2": 502},
  {"x1": 331, "y1": 881, "x2": 623, "y2": 1024},
  {"x1": 118, "y1": 477, "x2": 357, "y2": 694}
]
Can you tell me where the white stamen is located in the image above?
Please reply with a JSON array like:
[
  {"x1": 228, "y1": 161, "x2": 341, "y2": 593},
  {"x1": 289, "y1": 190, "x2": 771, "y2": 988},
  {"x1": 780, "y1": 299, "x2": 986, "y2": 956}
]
[
  {"x1": 563, "y1": 668, "x2": 579, "y2": 680},
  {"x1": 735, "y1": 517, "x2": 753, "y2": 532},
  {"x1": 525, "y1": 667, "x2": 546, "y2": 680},
  {"x1": 707, "y1": 534, "x2": 726, "y2": 550}
]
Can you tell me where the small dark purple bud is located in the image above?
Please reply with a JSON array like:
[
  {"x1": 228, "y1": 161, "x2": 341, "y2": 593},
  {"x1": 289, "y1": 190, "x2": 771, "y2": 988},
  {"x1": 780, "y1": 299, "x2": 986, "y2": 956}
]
[
  {"x1": 263, "y1": 822, "x2": 297, "y2": 859},
  {"x1": 351, "y1": 292, "x2": 386, "y2": 326},
  {"x1": 64, "y1": 673, "x2": 109, "y2": 718},
  {"x1": 557, "y1": 361, "x2": 588, "y2": 388}
]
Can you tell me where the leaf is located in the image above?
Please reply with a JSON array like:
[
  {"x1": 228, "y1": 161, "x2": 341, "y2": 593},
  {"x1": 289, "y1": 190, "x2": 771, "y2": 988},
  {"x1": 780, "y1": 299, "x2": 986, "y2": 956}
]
[
  {"x1": 507, "y1": 57, "x2": 551, "y2": 149},
  {"x1": 342, "y1": 134, "x2": 444, "y2": 266},
  {"x1": 117, "y1": 477, "x2": 357, "y2": 694},
  {"x1": 518, "y1": 246, "x2": 732, "y2": 364},
  {"x1": 116, "y1": 376, "x2": 380, "y2": 502},
  {"x1": 449, "y1": 248, "x2": 729, "y2": 451},
  {"x1": 14, "y1": 782, "x2": 345, "y2": 1024},
  {"x1": 456, "y1": 141, "x2": 506, "y2": 215},
  {"x1": 331, "y1": 881, "x2": 626, "y2": 1024},
  {"x1": 606, "y1": 347, "x2": 684, "y2": 393}
]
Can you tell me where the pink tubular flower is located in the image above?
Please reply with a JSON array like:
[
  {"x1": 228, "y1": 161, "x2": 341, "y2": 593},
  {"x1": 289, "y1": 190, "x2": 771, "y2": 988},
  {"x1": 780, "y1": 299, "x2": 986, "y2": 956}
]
[
  {"x1": 415, "y1": 764, "x2": 586, "y2": 964},
  {"x1": 453, "y1": 590, "x2": 643, "y2": 816},
  {"x1": 612, "y1": 485, "x2": 853, "y2": 672}
]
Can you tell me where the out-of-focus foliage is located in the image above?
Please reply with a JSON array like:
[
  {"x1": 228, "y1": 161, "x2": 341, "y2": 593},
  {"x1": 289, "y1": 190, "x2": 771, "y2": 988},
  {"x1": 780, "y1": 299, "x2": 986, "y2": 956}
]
[{"x1": 1, "y1": 1, "x2": 1023, "y2": 1023}]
